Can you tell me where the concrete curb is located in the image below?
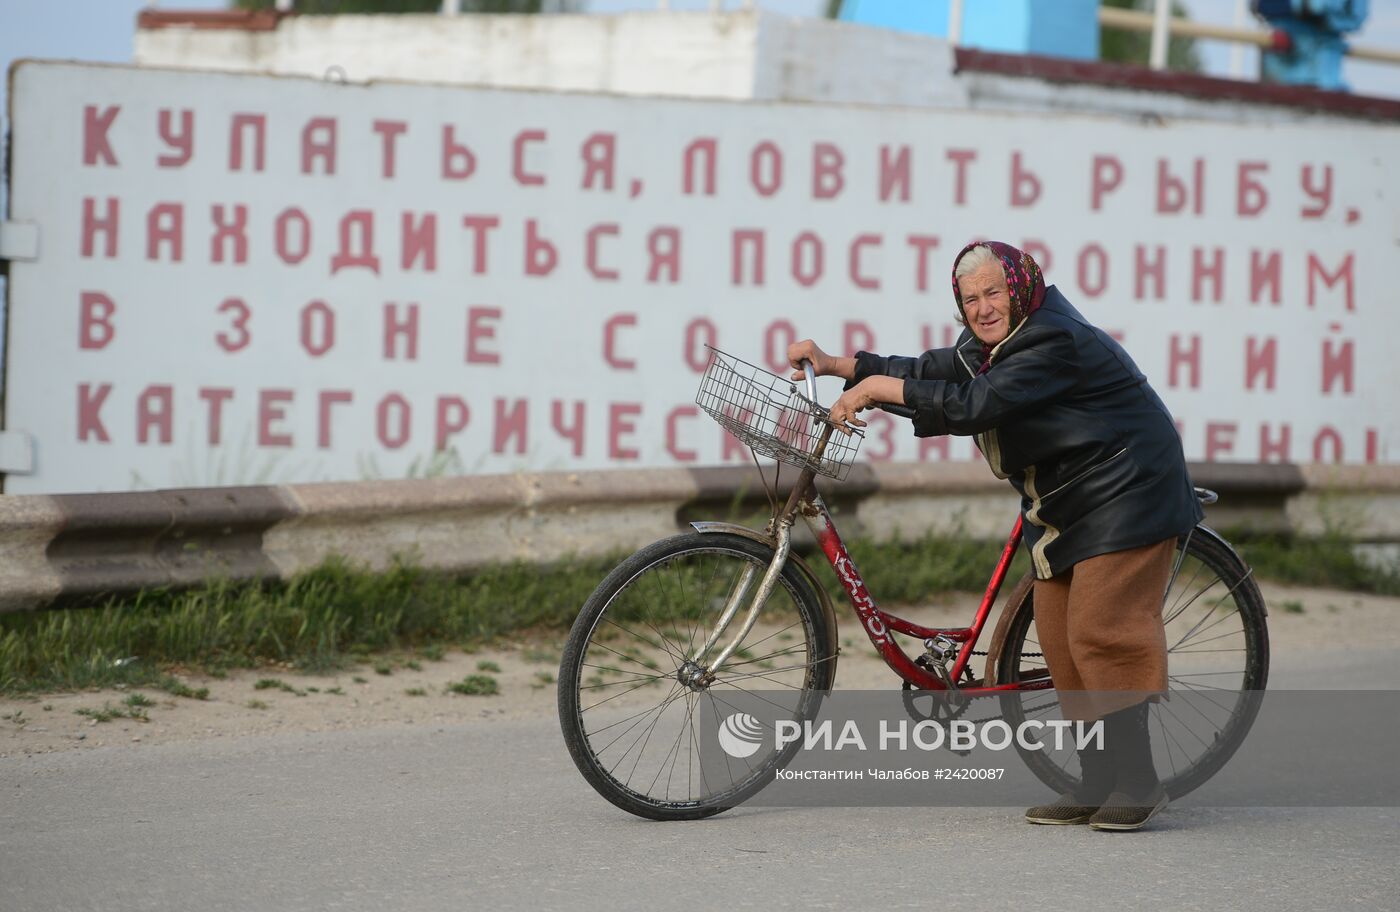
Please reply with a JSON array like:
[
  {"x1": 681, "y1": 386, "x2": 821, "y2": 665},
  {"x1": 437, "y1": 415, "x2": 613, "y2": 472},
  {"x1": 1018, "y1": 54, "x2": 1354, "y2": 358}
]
[{"x1": 1, "y1": 462, "x2": 1397, "y2": 612}]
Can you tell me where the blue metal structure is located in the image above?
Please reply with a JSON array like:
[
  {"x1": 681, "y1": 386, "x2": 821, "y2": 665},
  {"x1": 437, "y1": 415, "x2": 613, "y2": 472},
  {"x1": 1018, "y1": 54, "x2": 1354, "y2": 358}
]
[
  {"x1": 1254, "y1": 0, "x2": 1370, "y2": 91},
  {"x1": 838, "y1": 0, "x2": 1101, "y2": 60}
]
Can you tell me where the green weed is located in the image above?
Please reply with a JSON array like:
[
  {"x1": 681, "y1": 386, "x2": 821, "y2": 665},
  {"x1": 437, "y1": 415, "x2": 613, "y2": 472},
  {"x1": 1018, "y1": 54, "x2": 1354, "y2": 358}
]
[{"x1": 448, "y1": 674, "x2": 499, "y2": 696}]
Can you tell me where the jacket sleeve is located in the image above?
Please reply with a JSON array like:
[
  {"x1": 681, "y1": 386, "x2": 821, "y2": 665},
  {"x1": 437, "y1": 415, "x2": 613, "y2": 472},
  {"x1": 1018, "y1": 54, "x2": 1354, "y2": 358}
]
[
  {"x1": 901, "y1": 327, "x2": 1081, "y2": 437},
  {"x1": 844, "y1": 348, "x2": 962, "y2": 390}
]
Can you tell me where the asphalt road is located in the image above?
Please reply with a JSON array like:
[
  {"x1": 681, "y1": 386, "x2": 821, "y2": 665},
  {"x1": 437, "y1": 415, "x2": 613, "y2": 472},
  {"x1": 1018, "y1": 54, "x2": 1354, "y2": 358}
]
[{"x1": 4, "y1": 643, "x2": 1399, "y2": 912}]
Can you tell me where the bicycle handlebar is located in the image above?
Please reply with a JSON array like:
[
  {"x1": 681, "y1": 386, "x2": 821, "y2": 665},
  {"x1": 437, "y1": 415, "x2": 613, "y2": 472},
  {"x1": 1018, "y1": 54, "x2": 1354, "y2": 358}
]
[
  {"x1": 799, "y1": 360, "x2": 817, "y2": 403},
  {"x1": 878, "y1": 402, "x2": 917, "y2": 420}
]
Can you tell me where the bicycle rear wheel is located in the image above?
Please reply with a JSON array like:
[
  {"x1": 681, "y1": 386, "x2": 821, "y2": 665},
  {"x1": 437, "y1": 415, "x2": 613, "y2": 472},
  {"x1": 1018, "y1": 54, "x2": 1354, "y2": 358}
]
[
  {"x1": 558, "y1": 532, "x2": 836, "y2": 820},
  {"x1": 994, "y1": 528, "x2": 1269, "y2": 800}
]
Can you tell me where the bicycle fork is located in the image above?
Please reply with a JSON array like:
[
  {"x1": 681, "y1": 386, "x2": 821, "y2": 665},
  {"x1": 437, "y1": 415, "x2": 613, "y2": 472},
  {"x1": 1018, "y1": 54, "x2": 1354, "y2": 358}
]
[{"x1": 679, "y1": 516, "x2": 795, "y2": 690}]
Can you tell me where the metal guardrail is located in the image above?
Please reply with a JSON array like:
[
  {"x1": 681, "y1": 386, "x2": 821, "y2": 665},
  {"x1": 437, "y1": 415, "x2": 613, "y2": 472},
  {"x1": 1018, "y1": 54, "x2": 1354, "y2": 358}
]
[{"x1": 1, "y1": 462, "x2": 1396, "y2": 613}]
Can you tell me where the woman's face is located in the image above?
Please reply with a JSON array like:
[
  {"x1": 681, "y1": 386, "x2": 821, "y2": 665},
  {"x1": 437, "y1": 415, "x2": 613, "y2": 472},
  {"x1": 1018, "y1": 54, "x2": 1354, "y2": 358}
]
[{"x1": 958, "y1": 262, "x2": 1013, "y2": 345}]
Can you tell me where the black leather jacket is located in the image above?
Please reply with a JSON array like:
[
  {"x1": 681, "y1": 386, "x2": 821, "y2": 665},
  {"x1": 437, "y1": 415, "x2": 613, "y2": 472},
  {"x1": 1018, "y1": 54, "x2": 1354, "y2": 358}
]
[{"x1": 850, "y1": 285, "x2": 1202, "y2": 579}]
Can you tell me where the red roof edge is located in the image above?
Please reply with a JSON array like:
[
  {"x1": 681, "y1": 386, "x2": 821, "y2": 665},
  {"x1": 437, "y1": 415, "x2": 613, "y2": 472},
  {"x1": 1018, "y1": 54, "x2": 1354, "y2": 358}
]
[
  {"x1": 955, "y1": 47, "x2": 1400, "y2": 122},
  {"x1": 137, "y1": 9, "x2": 291, "y2": 33}
]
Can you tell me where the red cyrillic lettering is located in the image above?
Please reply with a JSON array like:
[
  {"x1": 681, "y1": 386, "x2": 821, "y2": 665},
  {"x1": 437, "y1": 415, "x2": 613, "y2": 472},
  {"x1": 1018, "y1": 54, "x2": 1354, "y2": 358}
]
[
  {"x1": 146, "y1": 203, "x2": 183, "y2": 262},
  {"x1": 1090, "y1": 155, "x2": 1123, "y2": 210},
  {"x1": 683, "y1": 138, "x2": 717, "y2": 196},
  {"x1": 466, "y1": 306, "x2": 502, "y2": 364},
  {"x1": 1321, "y1": 334, "x2": 1354, "y2": 394},
  {"x1": 1313, "y1": 426, "x2": 1343, "y2": 463},
  {"x1": 330, "y1": 211, "x2": 381, "y2": 275},
  {"x1": 441, "y1": 126, "x2": 478, "y2": 180},
  {"x1": 685, "y1": 318, "x2": 717, "y2": 373},
  {"x1": 666, "y1": 406, "x2": 698, "y2": 462},
  {"x1": 1156, "y1": 157, "x2": 1204, "y2": 214},
  {"x1": 848, "y1": 234, "x2": 881, "y2": 291},
  {"x1": 384, "y1": 302, "x2": 419, "y2": 360},
  {"x1": 907, "y1": 235, "x2": 941, "y2": 292},
  {"x1": 647, "y1": 227, "x2": 681, "y2": 283},
  {"x1": 791, "y1": 232, "x2": 824, "y2": 288},
  {"x1": 300, "y1": 300, "x2": 335, "y2": 357},
  {"x1": 1204, "y1": 422, "x2": 1236, "y2": 462},
  {"x1": 301, "y1": 117, "x2": 337, "y2": 175},
  {"x1": 1301, "y1": 164, "x2": 1333, "y2": 218},
  {"x1": 401, "y1": 212, "x2": 437, "y2": 272},
  {"x1": 79, "y1": 291, "x2": 116, "y2": 350},
  {"x1": 1307, "y1": 253, "x2": 1354, "y2": 311},
  {"x1": 843, "y1": 321, "x2": 875, "y2": 356},
  {"x1": 879, "y1": 145, "x2": 910, "y2": 203},
  {"x1": 1009, "y1": 151, "x2": 1041, "y2": 207},
  {"x1": 946, "y1": 149, "x2": 976, "y2": 205},
  {"x1": 493, "y1": 399, "x2": 527, "y2": 455},
  {"x1": 919, "y1": 435, "x2": 950, "y2": 461},
  {"x1": 865, "y1": 413, "x2": 895, "y2": 462},
  {"x1": 581, "y1": 132, "x2": 616, "y2": 191},
  {"x1": 1077, "y1": 244, "x2": 1108, "y2": 298},
  {"x1": 1134, "y1": 245, "x2": 1165, "y2": 301},
  {"x1": 78, "y1": 383, "x2": 112, "y2": 442},
  {"x1": 1244, "y1": 336, "x2": 1277, "y2": 391},
  {"x1": 275, "y1": 208, "x2": 311, "y2": 265},
  {"x1": 372, "y1": 119, "x2": 407, "y2": 178},
  {"x1": 1168, "y1": 334, "x2": 1201, "y2": 389},
  {"x1": 1250, "y1": 250, "x2": 1282, "y2": 305},
  {"x1": 81, "y1": 197, "x2": 119, "y2": 258},
  {"x1": 1191, "y1": 247, "x2": 1224, "y2": 303},
  {"x1": 551, "y1": 401, "x2": 585, "y2": 457},
  {"x1": 732, "y1": 230, "x2": 765, "y2": 286},
  {"x1": 587, "y1": 223, "x2": 620, "y2": 281},
  {"x1": 604, "y1": 313, "x2": 638, "y2": 370},
  {"x1": 462, "y1": 215, "x2": 499, "y2": 275},
  {"x1": 1259, "y1": 423, "x2": 1291, "y2": 463},
  {"x1": 211, "y1": 204, "x2": 248, "y2": 264},
  {"x1": 377, "y1": 393, "x2": 411, "y2": 449},
  {"x1": 750, "y1": 142, "x2": 782, "y2": 197},
  {"x1": 513, "y1": 129, "x2": 547, "y2": 186},
  {"x1": 318, "y1": 390, "x2": 352, "y2": 449},
  {"x1": 136, "y1": 385, "x2": 174, "y2": 445},
  {"x1": 813, "y1": 143, "x2": 845, "y2": 200},
  {"x1": 608, "y1": 403, "x2": 642, "y2": 460},
  {"x1": 764, "y1": 320, "x2": 797, "y2": 374},
  {"x1": 157, "y1": 109, "x2": 193, "y2": 168},
  {"x1": 83, "y1": 105, "x2": 119, "y2": 166},
  {"x1": 216, "y1": 297, "x2": 251, "y2": 353},
  {"x1": 229, "y1": 114, "x2": 266, "y2": 172},
  {"x1": 434, "y1": 396, "x2": 470, "y2": 450},
  {"x1": 1237, "y1": 161, "x2": 1268, "y2": 217},
  {"x1": 199, "y1": 387, "x2": 233, "y2": 446},
  {"x1": 524, "y1": 219, "x2": 558, "y2": 276}
]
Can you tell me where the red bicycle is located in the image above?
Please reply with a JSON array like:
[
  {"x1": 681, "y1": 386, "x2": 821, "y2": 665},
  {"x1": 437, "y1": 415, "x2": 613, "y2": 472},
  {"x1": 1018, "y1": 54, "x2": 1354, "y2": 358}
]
[{"x1": 558, "y1": 348, "x2": 1270, "y2": 820}]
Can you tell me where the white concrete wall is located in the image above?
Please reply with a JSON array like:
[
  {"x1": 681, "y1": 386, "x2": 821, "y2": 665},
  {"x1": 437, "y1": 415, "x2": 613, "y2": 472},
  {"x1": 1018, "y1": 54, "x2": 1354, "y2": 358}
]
[{"x1": 134, "y1": 10, "x2": 1365, "y2": 124}]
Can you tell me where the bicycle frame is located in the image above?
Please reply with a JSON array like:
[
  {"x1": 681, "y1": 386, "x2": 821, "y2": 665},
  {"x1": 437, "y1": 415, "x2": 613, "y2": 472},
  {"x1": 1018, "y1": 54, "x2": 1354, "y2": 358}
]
[{"x1": 692, "y1": 436, "x2": 1047, "y2": 697}]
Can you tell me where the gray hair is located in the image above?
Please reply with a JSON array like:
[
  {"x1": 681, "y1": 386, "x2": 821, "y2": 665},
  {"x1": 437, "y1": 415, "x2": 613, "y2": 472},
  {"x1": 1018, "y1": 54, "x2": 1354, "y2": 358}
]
[{"x1": 954, "y1": 244, "x2": 1002, "y2": 280}]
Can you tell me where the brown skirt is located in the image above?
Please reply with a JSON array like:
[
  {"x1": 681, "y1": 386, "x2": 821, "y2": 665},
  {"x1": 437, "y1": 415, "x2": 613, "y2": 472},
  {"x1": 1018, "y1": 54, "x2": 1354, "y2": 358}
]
[{"x1": 1031, "y1": 538, "x2": 1175, "y2": 723}]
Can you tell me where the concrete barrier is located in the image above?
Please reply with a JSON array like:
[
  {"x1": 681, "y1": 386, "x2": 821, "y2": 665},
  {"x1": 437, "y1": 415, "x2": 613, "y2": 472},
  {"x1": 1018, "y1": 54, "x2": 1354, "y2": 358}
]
[{"x1": 0, "y1": 462, "x2": 1396, "y2": 612}]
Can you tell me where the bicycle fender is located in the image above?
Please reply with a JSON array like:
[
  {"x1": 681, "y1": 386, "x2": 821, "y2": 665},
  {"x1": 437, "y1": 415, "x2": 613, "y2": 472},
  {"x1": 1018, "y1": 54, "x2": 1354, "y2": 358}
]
[
  {"x1": 982, "y1": 571, "x2": 1034, "y2": 687},
  {"x1": 689, "y1": 521, "x2": 841, "y2": 680}
]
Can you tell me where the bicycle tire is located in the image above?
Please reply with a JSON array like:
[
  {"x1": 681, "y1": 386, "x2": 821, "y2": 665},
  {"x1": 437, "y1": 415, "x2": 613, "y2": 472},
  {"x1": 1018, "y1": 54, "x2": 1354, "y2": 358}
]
[
  {"x1": 558, "y1": 532, "x2": 836, "y2": 820},
  {"x1": 995, "y1": 528, "x2": 1270, "y2": 800}
]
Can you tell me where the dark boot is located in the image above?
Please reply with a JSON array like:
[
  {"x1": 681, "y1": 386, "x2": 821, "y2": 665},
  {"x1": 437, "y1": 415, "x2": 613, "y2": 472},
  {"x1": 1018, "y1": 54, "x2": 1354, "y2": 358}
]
[
  {"x1": 1090, "y1": 701, "x2": 1168, "y2": 831},
  {"x1": 1025, "y1": 740, "x2": 1114, "y2": 825}
]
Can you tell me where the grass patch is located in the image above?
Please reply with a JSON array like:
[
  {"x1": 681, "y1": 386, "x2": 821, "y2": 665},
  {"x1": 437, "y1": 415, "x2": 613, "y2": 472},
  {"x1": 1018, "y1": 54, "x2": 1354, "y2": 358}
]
[
  {"x1": 404, "y1": 687, "x2": 428, "y2": 697},
  {"x1": 531, "y1": 671, "x2": 555, "y2": 690},
  {"x1": 448, "y1": 674, "x2": 499, "y2": 696},
  {"x1": 5, "y1": 530, "x2": 1392, "y2": 696},
  {"x1": 255, "y1": 678, "x2": 306, "y2": 696},
  {"x1": 245, "y1": 699, "x2": 269, "y2": 710},
  {"x1": 476, "y1": 660, "x2": 501, "y2": 673},
  {"x1": 75, "y1": 701, "x2": 148, "y2": 723}
]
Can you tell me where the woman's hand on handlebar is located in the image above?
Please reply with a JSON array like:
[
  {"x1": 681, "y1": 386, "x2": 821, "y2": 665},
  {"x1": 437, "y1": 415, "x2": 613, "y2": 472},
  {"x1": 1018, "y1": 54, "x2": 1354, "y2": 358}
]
[
  {"x1": 828, "y1": 376, "x2": 908, "y2": 434},
  {"x1": 787, "y1": 339, "x2": 855, "y2": 382}
]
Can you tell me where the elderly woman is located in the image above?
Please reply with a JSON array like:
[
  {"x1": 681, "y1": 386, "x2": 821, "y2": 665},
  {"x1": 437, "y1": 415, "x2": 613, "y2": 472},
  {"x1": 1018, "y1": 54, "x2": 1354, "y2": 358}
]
[{"x1": 787, "y1": 240, "x2": 1201, "y2": 832}]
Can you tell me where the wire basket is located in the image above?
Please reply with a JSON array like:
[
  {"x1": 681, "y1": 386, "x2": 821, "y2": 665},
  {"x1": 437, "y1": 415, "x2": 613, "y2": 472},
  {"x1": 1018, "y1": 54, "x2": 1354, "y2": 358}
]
[{"x1": 695, "y1": 346, "x2": 862, "y2": 481}]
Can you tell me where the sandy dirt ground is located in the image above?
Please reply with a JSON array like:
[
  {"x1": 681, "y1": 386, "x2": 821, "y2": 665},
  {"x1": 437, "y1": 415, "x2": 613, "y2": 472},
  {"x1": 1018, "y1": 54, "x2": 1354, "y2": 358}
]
[{"x1": 2, "y1": 581, "x2": 1395, "y2": 758}]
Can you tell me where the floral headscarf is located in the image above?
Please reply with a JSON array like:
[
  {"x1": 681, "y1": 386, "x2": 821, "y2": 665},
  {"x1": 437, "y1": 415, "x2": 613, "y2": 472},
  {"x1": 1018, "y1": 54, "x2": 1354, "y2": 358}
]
[{"x1": 951, "y1": 241, "x2": 1047, "y2": 373}]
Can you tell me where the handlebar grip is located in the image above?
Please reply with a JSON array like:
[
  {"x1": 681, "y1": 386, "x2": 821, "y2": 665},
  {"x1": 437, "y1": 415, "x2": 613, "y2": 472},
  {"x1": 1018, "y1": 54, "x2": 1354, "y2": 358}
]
[{"x1": 878, "y1": 403, "x2": 917, "y2": 420}]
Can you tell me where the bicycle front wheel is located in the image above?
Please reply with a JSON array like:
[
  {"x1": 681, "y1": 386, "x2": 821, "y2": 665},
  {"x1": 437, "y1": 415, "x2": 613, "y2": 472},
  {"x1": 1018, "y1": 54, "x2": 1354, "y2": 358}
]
[
  {"x1": 558, "y1": 532, "x2": 836, "y2": 820},
  {"x1": 995, "y1": 528, "x2": 1270, "y2": 800}
]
